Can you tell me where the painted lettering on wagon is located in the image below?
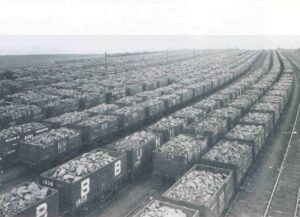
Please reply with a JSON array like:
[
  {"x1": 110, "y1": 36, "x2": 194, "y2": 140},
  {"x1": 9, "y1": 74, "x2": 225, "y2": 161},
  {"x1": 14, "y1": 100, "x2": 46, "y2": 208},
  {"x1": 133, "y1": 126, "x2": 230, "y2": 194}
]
[
  {"x1": 76, "y1": 178, "x2": 90, "y2": 207},
  {"x1": 136, "y1": 148, "x2": 143, "y2": 160},
  {"x1": 155, "y1": 138, "x2": 161, "y2": 149}
]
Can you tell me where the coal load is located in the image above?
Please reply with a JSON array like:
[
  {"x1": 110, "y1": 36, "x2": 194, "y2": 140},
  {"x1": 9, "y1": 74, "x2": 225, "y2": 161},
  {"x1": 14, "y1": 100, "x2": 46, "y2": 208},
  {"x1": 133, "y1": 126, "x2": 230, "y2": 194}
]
[
  {"x1": 148, "y1": 117, "x2": 184, "y2": 144},
  {"x1": 174, "y1": 89, "x2": 194, "y2": 104},
  {"x1": 72, "y1": 115, "x2": 119, "y2": 145},
  {"x1": 136, "y1": 91, "x2": 161, "y2": 101},
  {"x1": 225, "y1": 124, "x2": 264, "y2": 156},
  {"x1": 125, "y1": 83, "x2": 144, "y2": 96},
  {"x1": 163, "y1": 164, "x2": 234, "y2": 217},
  {"x1": 251, "y1": 102, "x2": 280, "y2": 124},
  {"x1": 193, "y1": 99, "x2": 219, "y2": 114},
  {"x1": 164, "y1": 170, "x2": 225, "y2": 204},
  {"x1": 185, "y1": 116, "x2": 228, "y2": 146},
  {"x1": 106, "y1": 87, "x2": 126, "y2": 103},
  {"x1": 228, "y1": 97, "x2": 254, "y2": 115},
  {"x1": 77, "y1": 92, "x2": 107, "y2": 109},
  {"x1": 172, "y1": 107, "x2": 205, "y2": 126},
  {"x1": 5, "y1": 91, "x2": 59, "y2": 106},
  {"x1": 105, "y1": 131, "x2": 157, "y2": 174},
  {"x1": 207, "y1": 94, "x2": 230, "y2": 107},
  {"x1": 158, "y1": 94, "x2": 182, "y2": 111},
  {"x1": 244, "y1": 89, "x2": 264, "y2": 99},
  {"x1": 219, "y1": 88, "x2": 239, "y2": 100},
  {"x1": 0, "y1": 182, "x2": 58, "y2": 217},
  {"x1": 113, "y1": 96, "x2": 145, "y2": 107},
  {"x1": 153, "y1": 134, "x2": 208, "y2": 179},
  {"x1": 84, "y1": 103, "x2": 119, "y2": 116},
  {"x1": 134, "y1": 200, "x2": 199, "y2": 217},
  {"x1": 49, "y1": 150, "x2": 116, "y2": 183},
  {"x1": 19, "y1": 128, "x2": 82, "y2": 165},
  {"x1": 272, "y1": 81, "x2": 293, "y2": 99},
  {"x1": 261, "y1": 95, "x2": 285, "y2": 114},
  {"x1": 240, "y1": 112, "x2": 273, "y2": 140},
  {"x1": 202, "y1": 140, "x2": 253, "y2": 190},
  {"x1": 43, "y1": 111, "x2": 90, "y2": 128},
  {"x1": 210, "y1": 107, "x2": 241, "y2": 129},
  {"x1": 266, "y1": 90, "x2": 289, "y2": 105},
  {"x1": 186, "y1": 83, "x2": 205, "y2": 98},
  {"x1": 108, "y1": 105, "x2": 146, "y2": 130},
  {"x1": 140, "y1": 99, "x2": 166, "y2": 121}
]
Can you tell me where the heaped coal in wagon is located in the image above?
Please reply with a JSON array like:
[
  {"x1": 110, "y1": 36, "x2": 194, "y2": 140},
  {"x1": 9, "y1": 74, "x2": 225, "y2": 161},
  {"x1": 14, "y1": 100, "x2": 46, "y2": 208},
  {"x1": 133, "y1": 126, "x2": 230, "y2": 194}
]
[
  {"x1": 0, "y1": 182, "x2": 58, "y2": 217},
  {"x1": 48, "y1": 150, "x2": 116, "y2": 183},
  {"x1": 134, "y1": 200, "x2": 199, "y2": 217}
]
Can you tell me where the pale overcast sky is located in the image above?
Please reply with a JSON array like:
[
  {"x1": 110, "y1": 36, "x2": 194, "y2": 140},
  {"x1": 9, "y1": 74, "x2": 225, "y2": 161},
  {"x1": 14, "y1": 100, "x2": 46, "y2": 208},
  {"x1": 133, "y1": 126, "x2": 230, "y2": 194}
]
[{"x1": 0, "y1": 0, "x2": 299, "y2": 54}]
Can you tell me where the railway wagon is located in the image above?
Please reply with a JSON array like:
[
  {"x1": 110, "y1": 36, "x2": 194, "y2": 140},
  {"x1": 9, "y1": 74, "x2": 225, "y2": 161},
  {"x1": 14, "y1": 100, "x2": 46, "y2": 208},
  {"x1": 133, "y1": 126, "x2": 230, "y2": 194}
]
[
  {"x1": 132, "y1": 200, "x2": 199, "y2": 217},
  {"x1": 19, "y1": 128, "x2": 82, "y2": 166},
  {"x1": 184, "y1": 116, "x2": 228, "y2": 147},
  {"x1": 147, "y1": 117, "x2": 185, "y2": 144},
  {"x1": 0, "y1": 105, "x2": 44, "y2": 130},
  {"x1": 192, "y1": 99, "x2": 220, "y2": 114},
  {"x1": 174, "y1": 88, "x2": 194, "y2": 105},
  {"x1": 250, "y1": 102, "x2": 280, "y2": 125},
  {"x1": 239, "y1": 112, "x2": 274, "y2": 141},
  {"x1": 265, "y1": 89, "x2": 289, "y2": 108},
  {"x1": 219, "y1": 88, "x2": 239, "y2": 101},
  {"x1": 201, "y1": 139, "x2": 254, "y2": 191},
  {"x1": 208, "y1": 94, "x2": 231, "y2": 108},
  {"x1": 140, "y1": 99, "x2": 166, "y2": 122},
  {"x1": 158, "y1": 94, "x2": 182, "y2": 112},
  {"x1": 0, "y1": 182, "x2": 59, "y2": 217},
  {"x1": 70, "y1": 115, "x2": 119, "y2": 146},
  {"x1": 104, "y1": 131, "x2": 157, "y2": 176},
  {"x1": 162, "y1": 164, "x2": 235, "y2": 217},
  {"x1": 39, "y1": 148, "x2": 127, "y2": 212},
  {"x1": 227, "y1": 96, "x2": 254, "y2": 116},
  {"x1": 113, "y1": 96, "x2": 145, "y2": 107},
  {"x1": 107, "y1": 105, "x2": 146, "y2": 131},
  {"x1": 153, "y1": 134, "x2": 208, "y2": 180},
  {"x1": 186, "y1": 83, "x2": 205, "y2": 99},
  {"x1": 225, "y1": 124, "x2": 265, "y2": 157},
  {"x1": 0, "y1": 122, "x2": 49, "y2": 166},
  {"x1": 244, "y1": 89, "x2": 264, "y2": 100},
  {"x1": 106, "y1": 87, "x2": 127, "y2": 103},
  {"x1": 125, "y1": 83, "x2": 144, "y2": 96},
  {"x1": 172, "y1": 107, "x2": 206, "y2": 126},
  {"x1": 209, "y1": 107, "x2": 242, "y2": 129},
  {"x1": 261, "y1": 95, "x2": 286, "y2": 114}
]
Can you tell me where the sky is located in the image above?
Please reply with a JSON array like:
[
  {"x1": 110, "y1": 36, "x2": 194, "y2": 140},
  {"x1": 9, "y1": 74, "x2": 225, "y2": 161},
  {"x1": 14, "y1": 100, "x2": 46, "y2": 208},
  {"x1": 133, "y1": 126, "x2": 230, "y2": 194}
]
[{"x1": 0, "y1": 0, "x2": 299, "y2": 54}]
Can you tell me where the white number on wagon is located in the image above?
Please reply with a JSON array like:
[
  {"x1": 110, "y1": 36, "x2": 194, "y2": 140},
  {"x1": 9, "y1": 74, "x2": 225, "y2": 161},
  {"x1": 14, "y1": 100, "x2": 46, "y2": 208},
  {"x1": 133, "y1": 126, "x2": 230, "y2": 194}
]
[
  {"x1": 114, "y1": 160, "x2": 121, "y2": 176},
  {"x1": 36, "y1": 203, "x2": 47, "y2": 217}
]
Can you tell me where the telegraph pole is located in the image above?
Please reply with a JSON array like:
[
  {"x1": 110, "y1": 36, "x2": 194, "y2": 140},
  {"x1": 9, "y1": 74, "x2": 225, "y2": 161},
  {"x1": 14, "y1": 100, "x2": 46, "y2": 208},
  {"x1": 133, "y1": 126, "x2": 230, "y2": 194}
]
[
  {"x1": 166, "y1": 50, "x2": 169, "y2": 64},
  {"x1": 104, "y1": 51, "x2": 108, "y2": 74}
]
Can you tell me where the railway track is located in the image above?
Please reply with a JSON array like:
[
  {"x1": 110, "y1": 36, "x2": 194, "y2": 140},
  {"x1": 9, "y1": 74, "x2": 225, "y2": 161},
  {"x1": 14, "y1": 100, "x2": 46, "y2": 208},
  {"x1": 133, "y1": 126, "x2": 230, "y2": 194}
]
[
  {"x1": 262, "y1": 102, "x2": 300, "y2": 217},
  {"x1": 262, "y1": 53, "x2": 300, "y2": 217},
  {"x1": 226, "y1": 51, "x2": 300, "y2": 217},
  {"x1": 294, "y1": 186, "x2": 300, "y2": 217}
]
